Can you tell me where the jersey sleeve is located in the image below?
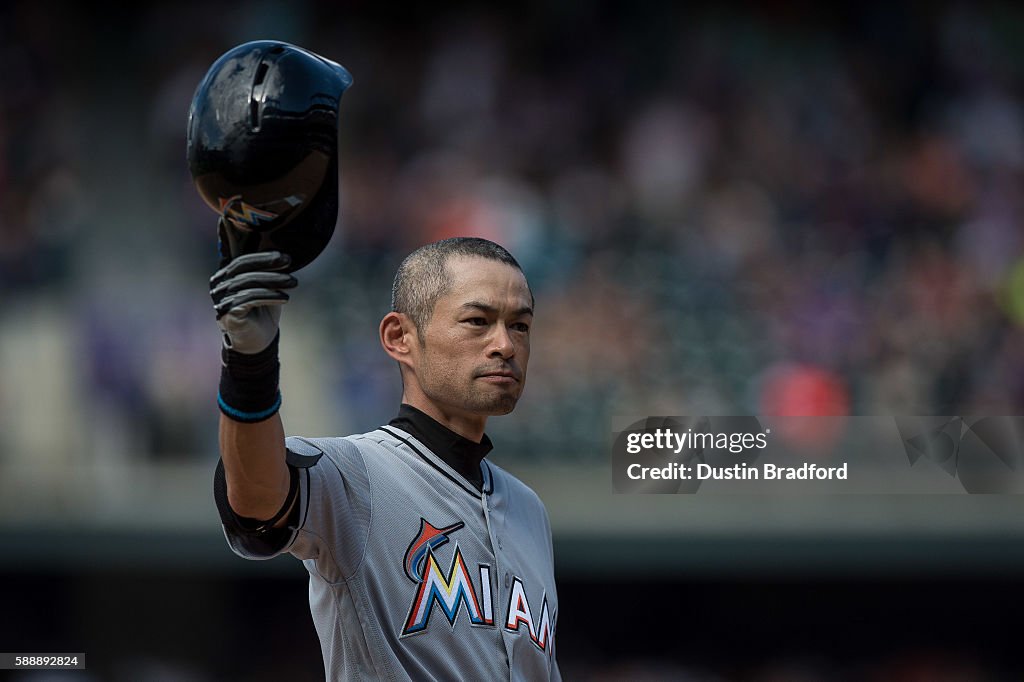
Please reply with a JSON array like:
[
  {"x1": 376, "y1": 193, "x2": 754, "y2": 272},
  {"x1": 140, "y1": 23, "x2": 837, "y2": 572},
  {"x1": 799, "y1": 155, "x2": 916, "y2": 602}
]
[{"x1": 214, "y1": 435, "x2": 372, "y2": 583}]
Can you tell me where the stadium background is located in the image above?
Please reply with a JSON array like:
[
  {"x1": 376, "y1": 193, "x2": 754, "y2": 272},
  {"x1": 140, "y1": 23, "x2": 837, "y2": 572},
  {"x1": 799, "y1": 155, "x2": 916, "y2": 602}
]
[{"x1": 2, "y1": 1, "x2": 1024, "y2": 679}]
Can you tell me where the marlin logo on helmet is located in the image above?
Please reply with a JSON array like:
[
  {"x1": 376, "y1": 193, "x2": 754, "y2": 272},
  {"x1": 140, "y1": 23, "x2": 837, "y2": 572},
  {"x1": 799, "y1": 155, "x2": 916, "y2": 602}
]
[{"x1": 218, "y1": 195, "x2": 279, "y2": 230}]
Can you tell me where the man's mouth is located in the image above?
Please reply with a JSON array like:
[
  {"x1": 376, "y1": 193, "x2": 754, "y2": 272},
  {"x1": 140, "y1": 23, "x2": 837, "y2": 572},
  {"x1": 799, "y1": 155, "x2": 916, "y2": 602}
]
[{"x1": 477, "y1": 369, "x2": 520, "y2": 382}]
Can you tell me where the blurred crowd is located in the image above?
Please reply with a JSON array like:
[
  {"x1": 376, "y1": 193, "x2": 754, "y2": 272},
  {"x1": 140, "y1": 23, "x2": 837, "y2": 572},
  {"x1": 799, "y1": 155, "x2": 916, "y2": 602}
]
[
  {"x1": 3, "y1": 3, "x2": 1024, "y2": 680},
  {"x1": 3, "y1": 1, "x2": 1024, "y2": 466}
]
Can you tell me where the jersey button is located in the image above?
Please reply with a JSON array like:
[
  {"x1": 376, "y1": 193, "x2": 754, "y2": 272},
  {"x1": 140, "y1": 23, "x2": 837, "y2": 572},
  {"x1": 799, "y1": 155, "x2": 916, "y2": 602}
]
[{"x1": 504, "y1": 572, "x2": 511, "y2": 587}]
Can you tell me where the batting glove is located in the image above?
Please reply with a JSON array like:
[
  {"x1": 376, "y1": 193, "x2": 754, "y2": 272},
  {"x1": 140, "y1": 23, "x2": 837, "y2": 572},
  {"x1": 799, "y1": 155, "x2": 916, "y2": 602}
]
[{"x1": 210, "y1": 251, "x2": 297, "y2": 355}]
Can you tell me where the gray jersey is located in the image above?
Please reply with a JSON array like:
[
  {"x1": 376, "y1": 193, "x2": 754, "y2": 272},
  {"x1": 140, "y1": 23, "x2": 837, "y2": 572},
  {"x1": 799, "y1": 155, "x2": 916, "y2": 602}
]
[{"x1": 219, "y1": 425, "x2": 560, "y2": 681}]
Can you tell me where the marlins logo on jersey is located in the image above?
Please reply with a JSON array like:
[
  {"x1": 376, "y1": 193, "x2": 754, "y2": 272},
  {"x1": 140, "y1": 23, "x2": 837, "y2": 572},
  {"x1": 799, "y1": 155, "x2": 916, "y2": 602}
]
[{"x1": 400, "y1": 517, "x2": 554, "y2": 652}]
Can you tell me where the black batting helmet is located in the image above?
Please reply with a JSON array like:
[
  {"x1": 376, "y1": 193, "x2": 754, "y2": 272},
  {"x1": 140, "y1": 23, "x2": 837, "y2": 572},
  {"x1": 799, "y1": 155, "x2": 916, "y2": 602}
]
[{"x1": 187, "y1": 40, "x2": 353, "y2": 271}]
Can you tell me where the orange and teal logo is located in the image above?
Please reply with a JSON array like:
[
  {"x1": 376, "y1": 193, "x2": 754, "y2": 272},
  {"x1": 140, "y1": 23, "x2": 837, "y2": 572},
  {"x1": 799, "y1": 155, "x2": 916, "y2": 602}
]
[
  {"x1": 401, "y1": 518, "x2": 492, "y2": 636},
  {"x1": 219, "y1": 195, "x2": 278, "y2": 229},
  {"x1": 399, "y1": 516, "x2": 554, "y2": 652}
]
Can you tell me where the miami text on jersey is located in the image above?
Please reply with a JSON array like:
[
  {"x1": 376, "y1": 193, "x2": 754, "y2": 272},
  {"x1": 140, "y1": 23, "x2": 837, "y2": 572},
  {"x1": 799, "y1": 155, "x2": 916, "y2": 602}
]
[{"x1": 400, "y1": 517, "x2": 554, "y2": 652}]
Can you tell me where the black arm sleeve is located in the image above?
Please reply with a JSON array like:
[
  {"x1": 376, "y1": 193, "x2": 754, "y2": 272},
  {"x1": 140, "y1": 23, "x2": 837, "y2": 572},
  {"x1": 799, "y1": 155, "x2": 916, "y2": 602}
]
[{"x1": 213, "y1": 458, "x2": 300, "y2": 557}]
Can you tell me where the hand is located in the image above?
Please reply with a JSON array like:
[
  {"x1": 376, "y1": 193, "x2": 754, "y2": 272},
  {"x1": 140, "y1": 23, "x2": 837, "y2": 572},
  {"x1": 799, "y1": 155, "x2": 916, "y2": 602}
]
[{"x1": 210, "y1": 251, "x2": 297, "y2": 354}]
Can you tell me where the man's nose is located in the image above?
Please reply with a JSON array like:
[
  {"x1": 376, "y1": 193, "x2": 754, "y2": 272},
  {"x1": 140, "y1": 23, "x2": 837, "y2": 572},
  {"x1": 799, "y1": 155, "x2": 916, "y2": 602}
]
[{"x1": 488, "y1": 324, "x2": 515, "y2": 359}]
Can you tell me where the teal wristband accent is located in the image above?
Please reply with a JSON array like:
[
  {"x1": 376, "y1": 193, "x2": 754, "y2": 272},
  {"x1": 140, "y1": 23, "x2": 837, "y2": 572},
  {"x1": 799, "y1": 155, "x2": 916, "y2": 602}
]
[{"x1": 217, "y1": 391, "x2": 282, "y2": 423}]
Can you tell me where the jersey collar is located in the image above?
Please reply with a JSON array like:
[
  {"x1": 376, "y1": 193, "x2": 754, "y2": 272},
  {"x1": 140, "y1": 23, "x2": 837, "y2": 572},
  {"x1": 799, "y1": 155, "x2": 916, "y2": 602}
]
[{"x1": 388, "y1": 404, "x2": 493, "y2": 490}]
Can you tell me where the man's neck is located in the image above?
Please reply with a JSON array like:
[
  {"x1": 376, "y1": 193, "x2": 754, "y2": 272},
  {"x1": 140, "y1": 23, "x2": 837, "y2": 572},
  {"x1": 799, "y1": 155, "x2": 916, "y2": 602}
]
[{"x1": 401, "y1": 397, "x2": 487, "y2": 443}]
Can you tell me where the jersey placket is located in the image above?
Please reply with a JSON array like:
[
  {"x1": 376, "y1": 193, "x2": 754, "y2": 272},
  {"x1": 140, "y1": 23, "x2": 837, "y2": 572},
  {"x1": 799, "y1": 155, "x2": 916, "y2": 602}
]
[{"x1": 480, "y1": 464, "x2": 518, "y2": 675}]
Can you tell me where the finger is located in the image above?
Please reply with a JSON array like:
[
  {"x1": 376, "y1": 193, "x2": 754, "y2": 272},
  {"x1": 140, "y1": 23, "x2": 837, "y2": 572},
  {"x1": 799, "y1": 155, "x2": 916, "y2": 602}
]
[
  {"x1": 211, "y1": 251, "x2": 291, "y2": 287},
  {"x1": 210, "y1": 251, "x2": 292, "y2": 287},
  {"x1": 227, "y1": 298, "x2": 290, "y2": 318},
  {"x1": 210, "y1": 271, "x2": 297, "y2": 302},
  {"x1": 214, "y1": 288, "x2": 290, "y2": 318}
]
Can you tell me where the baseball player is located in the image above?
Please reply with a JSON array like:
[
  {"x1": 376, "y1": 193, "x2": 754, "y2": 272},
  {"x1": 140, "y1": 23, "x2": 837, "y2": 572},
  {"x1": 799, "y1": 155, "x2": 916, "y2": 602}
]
[{"x1": 210, "y1": 237, "x2": 561, "y2": 680}]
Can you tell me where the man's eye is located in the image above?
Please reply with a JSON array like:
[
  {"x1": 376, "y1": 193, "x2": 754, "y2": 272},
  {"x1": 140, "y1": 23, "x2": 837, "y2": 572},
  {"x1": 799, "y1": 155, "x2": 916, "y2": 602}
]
[
  {"x1": 464, "y1": 317, "x2": 488, "y2": 326},
  {"x1": 512, "y1": 323, "x2": 530, "y2": 333}
]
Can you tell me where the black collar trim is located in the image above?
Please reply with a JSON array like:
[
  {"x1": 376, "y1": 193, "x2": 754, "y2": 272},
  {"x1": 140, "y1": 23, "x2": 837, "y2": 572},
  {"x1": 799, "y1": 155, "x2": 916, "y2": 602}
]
[
  {"x1": 378, "y1": 426, "x2": 493, "y2": 497},
  {"x1": 389, "y1": 404, "x2": 493, "y2": 460},
  {"x1": 387, "y1": 404, "x2": 492, "y2": 490}
]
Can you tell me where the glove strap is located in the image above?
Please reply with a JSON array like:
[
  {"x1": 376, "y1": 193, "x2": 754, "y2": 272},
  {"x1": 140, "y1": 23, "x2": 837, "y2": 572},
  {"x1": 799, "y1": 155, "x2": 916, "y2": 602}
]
[{"x1": 218, "y1": 333, "x2": 282, "y2": 423}]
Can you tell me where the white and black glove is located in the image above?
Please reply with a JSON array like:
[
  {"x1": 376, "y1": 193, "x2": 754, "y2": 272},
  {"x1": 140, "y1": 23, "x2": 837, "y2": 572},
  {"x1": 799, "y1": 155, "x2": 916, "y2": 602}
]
[
  {"x1": 211, "y1": 250, "x2": 297, "y2": 423},
  {"x1": 210, "y1": 251, "x2": 297, "y2": 354}
]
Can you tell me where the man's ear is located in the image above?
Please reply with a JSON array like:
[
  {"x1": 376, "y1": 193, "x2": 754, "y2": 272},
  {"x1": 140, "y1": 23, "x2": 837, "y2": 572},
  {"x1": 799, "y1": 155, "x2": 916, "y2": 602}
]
[{"x1": 380, "y1": 312, "x2": 417, "y2": 366}]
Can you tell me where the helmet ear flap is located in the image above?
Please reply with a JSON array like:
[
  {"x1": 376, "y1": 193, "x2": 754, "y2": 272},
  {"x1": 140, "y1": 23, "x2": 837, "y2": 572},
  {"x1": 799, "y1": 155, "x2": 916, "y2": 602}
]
[{"x1": 187, "y1": 40, "x2": 352, "y2": 272}]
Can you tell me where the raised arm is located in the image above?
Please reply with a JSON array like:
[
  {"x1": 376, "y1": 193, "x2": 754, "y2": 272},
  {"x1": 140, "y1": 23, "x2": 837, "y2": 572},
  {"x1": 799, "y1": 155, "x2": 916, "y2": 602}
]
[{"x1": 210, "y1": 249, "x2": 297, "y2": 526}]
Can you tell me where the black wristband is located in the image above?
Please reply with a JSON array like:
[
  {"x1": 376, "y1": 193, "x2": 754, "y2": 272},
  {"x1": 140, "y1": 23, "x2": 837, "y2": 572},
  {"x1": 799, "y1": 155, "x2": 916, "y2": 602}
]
[{"x1": 218, "y1": 333, "x2": 282, "y2": 422}]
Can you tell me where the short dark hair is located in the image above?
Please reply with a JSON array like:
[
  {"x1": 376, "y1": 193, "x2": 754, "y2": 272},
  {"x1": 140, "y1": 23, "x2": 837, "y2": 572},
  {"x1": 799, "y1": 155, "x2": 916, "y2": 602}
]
[{"x1": 391, "y1": 237, "x2": 532, "y2": 333}]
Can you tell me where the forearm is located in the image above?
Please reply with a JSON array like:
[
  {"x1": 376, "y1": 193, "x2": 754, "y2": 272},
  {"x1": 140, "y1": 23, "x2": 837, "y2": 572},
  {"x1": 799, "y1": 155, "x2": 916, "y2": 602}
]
[
  {"x1": 210, "y1": 251, "x2": 298, "y2": 524},
  {"x1": 219, "y1": 411, "x2": 290, "y2": 521}
]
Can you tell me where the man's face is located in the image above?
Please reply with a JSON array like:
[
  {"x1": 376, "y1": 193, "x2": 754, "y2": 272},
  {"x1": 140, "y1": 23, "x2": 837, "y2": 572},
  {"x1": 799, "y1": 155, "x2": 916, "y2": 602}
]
[{"x1": 410, "y1": 255, "x2": 533, "y2": 420}]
